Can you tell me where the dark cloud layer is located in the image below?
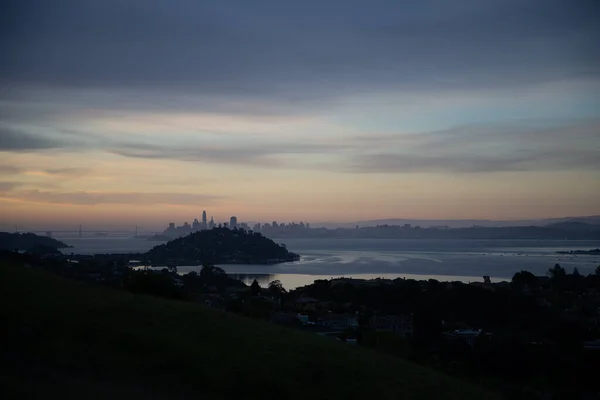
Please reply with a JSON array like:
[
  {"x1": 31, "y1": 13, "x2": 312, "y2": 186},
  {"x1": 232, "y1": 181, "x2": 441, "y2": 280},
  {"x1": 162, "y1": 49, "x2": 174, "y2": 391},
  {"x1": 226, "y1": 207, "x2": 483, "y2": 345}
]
[
  {"x1": 2, "y1": 119, "x2": 598, "y2": 174},
  {"x1": 347, "y1": 120, "x2": 600, "y2": 173},
  {"x1": 110, "y1": 140, "x2": 345, "y2": 167},
  {"x1": 0, "y1": 164, "x2": 23, "y2": 175},
  {"x1": 43, "y1": 168, "x2": 91, "y2": 177},
  {"x1": 0, "y1": 124, "x2": 345, "y2": 168},
  {"x1": 0, "y1": 189, "x2": 222, "y2": 206},
  {"x1": 1, "y1": 0, "x2": 598, "y2": 101},
  {"x1": 0, "y1": 181, "x2": 21, "y2": 191},
  {"x1": 0, "y1": 126, "x2": 63, "y2": 150},
  {"x1": 349, "y1": 151, "x2": 600, "y2": 174}
]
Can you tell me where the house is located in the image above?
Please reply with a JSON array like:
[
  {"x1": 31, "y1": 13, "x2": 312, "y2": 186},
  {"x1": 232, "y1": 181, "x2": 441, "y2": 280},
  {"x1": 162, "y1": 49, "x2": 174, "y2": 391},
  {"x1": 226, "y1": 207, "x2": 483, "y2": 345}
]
[
  {"x1": 297, "y1": 313, "x2": 310, "y2": 325},
  {"x1": 330, "y1": 278, "x2": 365, "y2": 288},
  {"x1": 338, "y1": 337, "x2": 358, "y2": 346},
  {"x1": 370, "y1": 314, "x2": 413, "y2": 337},
  {"x1": 293, "y1": 296, "x2": 320, "y2": 311},
  {"x1": 445, "y1": 329, "x2": 484, "y2": 346},
  {"x1": 173, "y1": 277, "x2": 184, "y2": 288},
  {"x1": 295, "y1": 296, "x2": 320, "y2": 304},
  {"x1": 364, "y1": 278, "x2": 393, "y2": 287},
  {"x1": 318, "y1": 314, "x2": 358, "y2": 330}
]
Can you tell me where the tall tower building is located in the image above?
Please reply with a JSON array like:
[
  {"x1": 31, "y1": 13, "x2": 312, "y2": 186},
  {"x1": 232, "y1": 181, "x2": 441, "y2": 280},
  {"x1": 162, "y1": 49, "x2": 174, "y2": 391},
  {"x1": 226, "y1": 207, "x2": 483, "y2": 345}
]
[
  {"x1": 230, "y1": 216, "x2": 238, "y2": 229},
  {"x1": 208, "y1": 216, "x2": 215, "y2": 230},
  {"x1": 202, "y1": 210, "x2": 208, "y2": 230}
]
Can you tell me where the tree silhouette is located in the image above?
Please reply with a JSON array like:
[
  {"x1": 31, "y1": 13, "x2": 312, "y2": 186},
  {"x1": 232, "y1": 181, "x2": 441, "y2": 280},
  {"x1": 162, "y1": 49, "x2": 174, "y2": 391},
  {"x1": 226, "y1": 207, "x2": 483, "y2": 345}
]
[
  {"x1": 250, "y1": 279, "x2": 261, "y2": 296},
  {"x1": 548, "y1": 264, "x2": 566, "y2": 280},
  {"x1": 268, "y1": 280, "x2": 286, "y2": 297},
  {"x1": 512, "y1": 270, "x2": 537, "y2": 287},
  {"x1": 200, "y1": 264, "x2": 226, "y2": 279}
]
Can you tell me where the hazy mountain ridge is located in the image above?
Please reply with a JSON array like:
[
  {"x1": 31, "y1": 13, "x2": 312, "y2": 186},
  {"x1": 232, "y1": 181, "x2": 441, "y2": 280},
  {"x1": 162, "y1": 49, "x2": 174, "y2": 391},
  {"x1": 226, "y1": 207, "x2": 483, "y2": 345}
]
[{"x1": 314, "y1": 216, "x2": 600, "y2": 229}]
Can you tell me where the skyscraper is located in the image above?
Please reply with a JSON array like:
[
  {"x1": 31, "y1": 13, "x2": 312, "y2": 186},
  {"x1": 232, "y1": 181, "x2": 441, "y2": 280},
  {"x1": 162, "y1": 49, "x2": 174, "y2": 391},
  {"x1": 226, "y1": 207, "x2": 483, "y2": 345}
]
[
  {"x1": 208, "y1": 216, "x2": 215, "y2": 230},
  {"x1": 202, "y1": 210, "x2": 207, "y2": 230},
  {"x1": 230, "y1": 216, "x2": 238, "y2": 229}
]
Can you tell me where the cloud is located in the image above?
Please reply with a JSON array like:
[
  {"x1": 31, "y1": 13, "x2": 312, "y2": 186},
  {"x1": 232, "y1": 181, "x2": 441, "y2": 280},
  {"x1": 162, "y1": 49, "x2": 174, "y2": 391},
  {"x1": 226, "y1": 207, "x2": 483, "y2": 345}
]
[
  {"x1": 0, "y1": 164, "x2": 23, "y2": 175},
  {"x1": 110, "y1": 140, "x2": 344, "y2": 167},
  {"x1": 2, "y1": 118, "x2": 599, "y2": 174},
  {"x1": 0, "y1": 122, "x2": 336, "y2": 167},
  {"x1": 1, "y1": 0, "x2": 598, "y2": 102},
  {"x1": 43, "y1": 168, "x2": 91, "y2": 177},
  {"x1": 0, "y1": 126, "x2": 64, "y2": 150},
  {"x1": 0, "y1": 181, "x2": 21, "y2": 191},
  {"x1": 0, "y1": 190, "x2": 223, "y2": 206},
  {"x1": 345, "y1": 120, "x2": 600, "y2": 173}
]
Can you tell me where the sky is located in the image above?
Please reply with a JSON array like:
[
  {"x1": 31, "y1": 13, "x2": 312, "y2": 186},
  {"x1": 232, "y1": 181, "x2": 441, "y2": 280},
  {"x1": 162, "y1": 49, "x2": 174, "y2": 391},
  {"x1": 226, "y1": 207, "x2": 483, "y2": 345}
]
[{"x1": 1, "y1": 0, "x2": 599, "y2": 229}]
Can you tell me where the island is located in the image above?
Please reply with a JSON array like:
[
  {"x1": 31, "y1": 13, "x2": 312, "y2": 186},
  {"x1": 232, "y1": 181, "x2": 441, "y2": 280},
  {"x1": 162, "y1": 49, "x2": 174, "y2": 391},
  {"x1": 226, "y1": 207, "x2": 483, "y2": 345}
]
[
  {"x1": 0, "y1": 232, "x2": 70, "y2": 253},
  {"x1": 145, "y1": 227, "x2": 300, "y2": 265}
]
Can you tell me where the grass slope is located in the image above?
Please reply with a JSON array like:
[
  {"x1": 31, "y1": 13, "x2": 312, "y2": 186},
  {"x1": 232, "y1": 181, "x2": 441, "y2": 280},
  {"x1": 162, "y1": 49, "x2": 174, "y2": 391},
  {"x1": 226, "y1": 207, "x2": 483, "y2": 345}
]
[{"x1": 0, "y1": 265, "x2": 499, "y2": 400}]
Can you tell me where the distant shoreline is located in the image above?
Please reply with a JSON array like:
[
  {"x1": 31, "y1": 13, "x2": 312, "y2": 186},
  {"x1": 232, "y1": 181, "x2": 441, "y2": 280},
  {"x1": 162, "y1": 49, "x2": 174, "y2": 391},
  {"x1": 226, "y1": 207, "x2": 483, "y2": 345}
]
[{"x1": 556, "y1": 248, "x2": 600, "y2": 255}]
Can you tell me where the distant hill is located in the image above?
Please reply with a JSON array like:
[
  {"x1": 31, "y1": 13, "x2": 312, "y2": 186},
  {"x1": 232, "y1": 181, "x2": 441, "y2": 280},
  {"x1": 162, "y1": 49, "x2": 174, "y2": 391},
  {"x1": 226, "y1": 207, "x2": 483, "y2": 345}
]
[
  {"x1": 315, "y1": 215, "x2": 600, "y2": 229},
  {"x1": 262, "y1": 222, "x2": 600, "y2": 240},
  {"x1": 545, "y1": 221, "x2": 600, "y2": 232},
  {"x1": 0, "y1": 264, "x2": 498, "y2": 399},
  {"x1": 0, "y1": 232, "x2": 70, "y2": 252},
  {"x1": 146, "y1": 227, "x2": 300, "y2": 265}
]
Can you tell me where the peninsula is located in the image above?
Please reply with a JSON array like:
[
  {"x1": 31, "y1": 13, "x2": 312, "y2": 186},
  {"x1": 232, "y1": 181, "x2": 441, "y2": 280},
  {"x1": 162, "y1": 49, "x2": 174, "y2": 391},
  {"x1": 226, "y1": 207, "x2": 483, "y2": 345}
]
[
  {"x1": 145, "y1": 227, "x2": 300, "y2": 265},
  {"x1": 0, "y1": 232, "x2": 70, "y2": 252}
]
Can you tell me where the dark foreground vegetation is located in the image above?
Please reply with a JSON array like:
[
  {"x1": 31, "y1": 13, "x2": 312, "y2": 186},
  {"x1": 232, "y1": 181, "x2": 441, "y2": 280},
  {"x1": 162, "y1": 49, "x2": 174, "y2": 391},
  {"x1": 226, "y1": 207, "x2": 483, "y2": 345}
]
[
  {"x1": 289, "y1": 265, "x2": 600, "y2": 399},
  {"x1": 0, "y1": 260, "x2": 496, "y2": 400},
  {"x1": 5, "y1": 244, "x2": 600, "y2": 398}
]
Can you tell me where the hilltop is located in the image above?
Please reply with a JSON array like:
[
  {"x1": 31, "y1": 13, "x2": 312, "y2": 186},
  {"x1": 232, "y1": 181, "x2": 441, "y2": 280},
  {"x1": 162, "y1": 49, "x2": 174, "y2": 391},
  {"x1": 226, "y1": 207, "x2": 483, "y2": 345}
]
[
  {"x1": 146, "y1": 227, "x2": 300, "y2": 265},
  {"x1": 0, "y1": 264, "x2": 497, "y2": 400},
  {"x1": 0, "y1": 232, "x2": 70, "y2": 252}
]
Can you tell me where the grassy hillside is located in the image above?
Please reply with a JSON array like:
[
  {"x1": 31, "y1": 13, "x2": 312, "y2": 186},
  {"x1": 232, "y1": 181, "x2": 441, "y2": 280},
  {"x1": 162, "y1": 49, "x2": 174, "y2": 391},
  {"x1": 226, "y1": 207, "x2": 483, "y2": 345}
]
[{"x1": 0, "y1": 264, "x2": 499, "y2": 400}]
